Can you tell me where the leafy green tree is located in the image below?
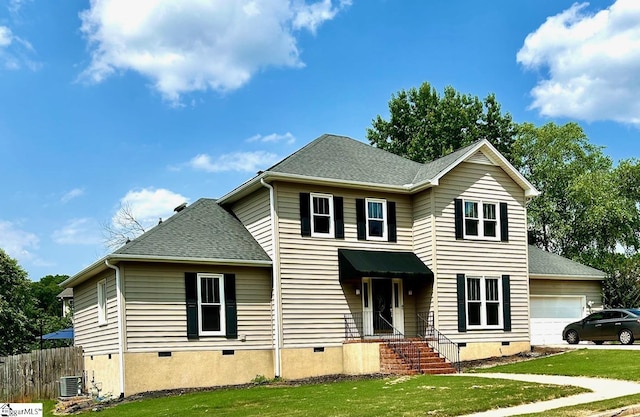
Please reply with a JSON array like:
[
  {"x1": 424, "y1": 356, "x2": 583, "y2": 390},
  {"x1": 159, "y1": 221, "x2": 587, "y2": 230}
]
[
  {"x1": 367, "y1": 82, "x2": 516, "y2": 163},
  {"x1": 589, "y1": 253, "x2": 640, "y2": 308},
  {"x1": 0, "y1": 248, "x2": 37, "y2": 355},
  {"x1": 511, "y1": 122, "x2": 640, "y2": 258},
  {"x1": 31, "y1": 274, "x2": 69, "y2": 318}
]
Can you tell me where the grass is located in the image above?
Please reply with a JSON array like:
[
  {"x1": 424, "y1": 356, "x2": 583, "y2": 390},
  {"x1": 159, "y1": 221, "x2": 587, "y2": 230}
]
[
  {"x1": 39, "y1": 349, "x2": 640, "y2": 416},
  {"x1": 473, "y1": 349, "x2": 640, "y2": 381},
  {"x1": 41, "y1": 375, "x2": 584, "y2": 417}
]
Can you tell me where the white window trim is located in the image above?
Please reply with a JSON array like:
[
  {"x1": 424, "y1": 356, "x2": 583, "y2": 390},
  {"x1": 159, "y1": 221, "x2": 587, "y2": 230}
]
[
  {"x1": 197, "y1": 273, "x2": 226, "y2": 336},
  {"x1": 310, "y1": 192, "x2": 334, "y2": 238},
  {"x1": 97, "y1": 279, "x2": 107, "y2": 326},
  {"x1": 365, "y1": 198, "x2": 387, "y2": 241},
  {"x1": 463, "y1": 199, "x2": 500, "y2": 241},
  {"x1": 466, "y1": 275, "x2": 502, "y2": 330}
]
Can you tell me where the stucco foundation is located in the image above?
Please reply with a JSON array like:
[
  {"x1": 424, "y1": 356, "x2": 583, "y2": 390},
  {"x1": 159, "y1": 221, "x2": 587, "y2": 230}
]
[
  {"x1": 123, "y1": 349, "x2": 274, "y2": 396},
  {"x1": 459, "y1": 341, "x2": 530, "y2": 361},
  {"x1": 280, "y1": 346, "x2": 344, "y2": 380},
  {"x1": 342, "y1": 342, "x2": 381, "y2": 375},
  {"x1": 84, "y1": 353, "x2": 121, "y2": 398}
]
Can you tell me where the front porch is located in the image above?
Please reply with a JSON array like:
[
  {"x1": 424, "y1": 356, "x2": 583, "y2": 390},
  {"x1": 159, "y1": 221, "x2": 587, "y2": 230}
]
[{"x1": 344, "y1": 311, "x2": 460, "y2": 374}]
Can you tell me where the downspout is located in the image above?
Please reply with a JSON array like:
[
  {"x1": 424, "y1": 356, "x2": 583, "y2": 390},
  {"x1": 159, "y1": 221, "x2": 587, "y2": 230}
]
[
  {"x1": 105, "y1": 259, "x2": 125, "y2": 399},
  {"x1": 260, "y1": 178, "x2": 281, "y2": 378}
]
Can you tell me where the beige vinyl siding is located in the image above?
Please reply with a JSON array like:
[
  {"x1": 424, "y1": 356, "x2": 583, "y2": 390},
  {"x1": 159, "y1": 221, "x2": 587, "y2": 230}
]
[
  {"x1": 74, "y1": 270, "x2": 119, "y2": 355},
  {"x1": 412, "y1": 189, "x2": 435, "y2": 317},
  {"x1": 433, "y1": 161, "x2": 530, "y2": 343},
  {"x1": 275, "y1": 182, "x2": 413, "y2": 347},
  {"x1": 230, "y1": 188, "x2": 273, "y2": 258},
  {"x1": 122, "y1": 262, "x2": 273, "y2": 352},
  {"x1": 530, "y1": 278, "x2": 603, "y2": 309}
]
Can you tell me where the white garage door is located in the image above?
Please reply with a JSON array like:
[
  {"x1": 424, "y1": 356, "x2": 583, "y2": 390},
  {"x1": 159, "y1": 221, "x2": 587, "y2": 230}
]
[{"x1": 530, "y1": 296, "x2": 585, "y2": 345}]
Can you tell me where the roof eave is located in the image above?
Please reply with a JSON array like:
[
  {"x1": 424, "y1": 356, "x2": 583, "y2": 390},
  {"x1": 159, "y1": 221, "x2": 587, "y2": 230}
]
[
  {"x1": 61, "y1": 254, "x2": 272, "y2": 288},
  {"x1": 529, "y1": 273, "x2": 606, "y2": 280},
  {"x1": 219, "y1": 171, "x2": 414, "y2": 204}
]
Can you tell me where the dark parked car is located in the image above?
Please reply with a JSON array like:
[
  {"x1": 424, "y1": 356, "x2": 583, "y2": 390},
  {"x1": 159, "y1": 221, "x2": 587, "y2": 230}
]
[{"x1": 562, "y1": 308, "x2": 640, "y2": 345}]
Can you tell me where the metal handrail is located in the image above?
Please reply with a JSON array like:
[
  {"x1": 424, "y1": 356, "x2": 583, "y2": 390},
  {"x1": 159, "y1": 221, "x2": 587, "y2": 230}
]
[
  {"x1": 376, "y1": 313, "x2": 421, "y2": 373},
  {"x1": 417, "y1": 311, "x2": 461, "y2": 372}
]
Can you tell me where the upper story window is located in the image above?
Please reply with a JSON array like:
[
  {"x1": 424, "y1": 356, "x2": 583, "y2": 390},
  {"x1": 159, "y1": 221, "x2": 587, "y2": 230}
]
[
  {"x1": 311, "y1": 193, "x2": 334, "y2": 237},
  {"x1": 466, "y1": 275, "x2": 502, "y2": 329},
  {"x1": 460, "y1": 199, "x2": 501, "y2": 241},
  {"x1": 366, "y1": 198, "x2": 387, "y2": 240},
  {"x1": 198, "y1": 273, "x2": 226, "y2": 336},
  {"x1": 97, "y1": 279, "x2": 107, "y2": 325}
]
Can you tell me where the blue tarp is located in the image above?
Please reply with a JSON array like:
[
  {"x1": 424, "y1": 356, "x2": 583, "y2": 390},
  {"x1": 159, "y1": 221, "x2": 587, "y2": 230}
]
[{"x1": 42, "y1": 327, "x2": 74, "y2": 340}]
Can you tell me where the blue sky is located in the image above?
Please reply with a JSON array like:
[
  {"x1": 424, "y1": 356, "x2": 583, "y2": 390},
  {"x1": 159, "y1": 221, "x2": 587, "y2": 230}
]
[{"x1": 1, "y1": 0, "x2": 638, "y2": 280}]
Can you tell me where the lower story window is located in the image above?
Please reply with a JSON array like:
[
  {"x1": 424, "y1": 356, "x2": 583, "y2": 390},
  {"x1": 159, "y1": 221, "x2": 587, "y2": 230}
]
[
  {"x1": 198, "y1": 273, "x2": 226, "y2": 335},
  {"x1": 467, "y1": 276, "x2": 501, "y2": 328}
]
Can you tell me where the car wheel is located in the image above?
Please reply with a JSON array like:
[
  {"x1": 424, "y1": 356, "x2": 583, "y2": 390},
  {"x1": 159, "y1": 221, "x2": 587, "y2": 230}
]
[
  {"x1": 566, "y1": 329, "x2": 580, "y2": 345},
  {"x1": 619, "y1": 329, "x2": 634, "y2": 345},
  {"x1": 594, "y1": 341, "x2": 604, "y2": 345}
]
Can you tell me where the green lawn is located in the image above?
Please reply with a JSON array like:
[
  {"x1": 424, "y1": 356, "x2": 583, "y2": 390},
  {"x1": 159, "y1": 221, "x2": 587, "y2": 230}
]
[
  {"x1": 473, "y1": 349, "x2": 640, "y2": 381},
  {"x1": 40, "y1": 349, "x2": 640, "y2": 417},
  {"x1": 42, "y1": 375, "x2": 583, "y2": 417}
]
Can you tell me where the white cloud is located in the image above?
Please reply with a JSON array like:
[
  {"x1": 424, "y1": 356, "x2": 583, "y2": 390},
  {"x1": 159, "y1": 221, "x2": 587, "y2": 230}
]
[
  {"x1": 0, "y1": 24, "x2": 38, "y2": 70},
  {"x1": 189, "y1": 151, "x2": 279, "y2": 173},
  {"x1": 115, "y1": 187, "x2": 188, "y2": 230},
  {"x1": 61, "y1": 188, "x2": 85, "y2": 203},
  {"x1": 52, "y1": 218, "x2": 101, "y2": 245},
  {"x1": 517, "y1": 0, "x2": 640, "y2": 125},
  {"x1": 0, "y1": 220, "x2": 39, "y2": 264},
  {"x1": 246, "y1": 132, "x2": 295, "y2": 144},
  {"x1": 78, "y1": 0, "x2": 350, "y2": 103}
]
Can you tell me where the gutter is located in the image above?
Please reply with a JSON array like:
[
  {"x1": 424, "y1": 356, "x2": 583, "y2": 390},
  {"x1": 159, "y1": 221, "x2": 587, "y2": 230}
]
[
  {"x1": 105, "y1": 260, "x2": 125, "y2": 399},
  {"x1": 260, "y1": 178, "x2": 281, "y2": 378}
]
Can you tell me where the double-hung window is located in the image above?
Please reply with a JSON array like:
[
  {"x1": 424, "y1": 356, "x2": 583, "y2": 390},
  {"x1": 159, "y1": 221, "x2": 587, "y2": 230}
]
[
  {"x1": 366, "y1": 198, "x2": 387, "y2": 240},
  {"x1": 466, "y1": 276, "x2": 502, "y2": 328},
  {"x1": 97, "y1": 279, "x2": 107, "y2": 325},
  {"x1": 464, "y1": 200, "x2": 499, "y2": 240},
  {"x1": 311, "y1": 193, "x2": 334, "y2": 237},
  {"x1": 198, "y1": 273, "x2": 226, "y2": 336}
]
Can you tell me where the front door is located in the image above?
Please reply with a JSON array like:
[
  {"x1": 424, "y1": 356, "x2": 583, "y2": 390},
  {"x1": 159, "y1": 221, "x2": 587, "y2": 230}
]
[{"x1": 361, "y1": 278, "x2": 404, "y2": 335}]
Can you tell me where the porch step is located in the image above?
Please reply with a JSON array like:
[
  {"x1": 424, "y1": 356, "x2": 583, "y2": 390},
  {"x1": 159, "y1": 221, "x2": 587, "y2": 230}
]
[{"x1": 379, "y1": 341, "x2": 456, "y2": 375}]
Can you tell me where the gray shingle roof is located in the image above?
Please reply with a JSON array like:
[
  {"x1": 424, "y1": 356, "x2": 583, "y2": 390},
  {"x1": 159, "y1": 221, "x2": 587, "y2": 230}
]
[
  {"x1": 268, "y1": 134, "x2": 424, "y2": 186},
  {"x1": 412, "y1": 141, "x2": 481, "y2": 184},
  {"x1": 528, "y1": 245, "x2": 605, "y2": 278},
  {"x1": 114, "y1": 198, "x2": 271, "y2": 262}
]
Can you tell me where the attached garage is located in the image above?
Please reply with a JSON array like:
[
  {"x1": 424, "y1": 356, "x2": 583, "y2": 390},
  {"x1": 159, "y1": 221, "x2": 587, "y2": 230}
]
[{"x1": 528, "y1": 246, "x2": 605, "y2": 345}]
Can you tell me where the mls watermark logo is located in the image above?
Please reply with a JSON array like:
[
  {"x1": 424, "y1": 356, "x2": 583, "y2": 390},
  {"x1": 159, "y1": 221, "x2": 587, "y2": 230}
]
[{"x1": 0, "y1": 403, "x2": 43, "y2": 417}]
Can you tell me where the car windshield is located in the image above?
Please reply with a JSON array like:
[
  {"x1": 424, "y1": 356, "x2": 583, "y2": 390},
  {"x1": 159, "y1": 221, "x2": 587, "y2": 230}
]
[{"x1": 626, "y1": 309, "x2": 640, "y2": 317}]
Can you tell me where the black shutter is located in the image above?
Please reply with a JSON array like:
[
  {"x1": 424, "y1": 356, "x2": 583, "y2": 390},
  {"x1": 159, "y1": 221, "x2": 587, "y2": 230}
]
[
  {"x1": 334, "y1": 197, "x2": 344, "y2": 239},
  {"x1": 185, "y1": 272, "x2": 199, "y2": 340},
  {"x1": 502, "y1": 275, "x2": 511, "y2": 331},
  {"x1": 224, "y1": 274, "x2": 238, "y2": 339},
  {"x1": 454, "y1": 199, "x2": 463, "y2": 239},
  {"x1": 457, "y1": 273, "x2": 467, "y2": 332},
  {"x1": 356, "y1": 198, "x2": 366, "y2": 240},
  {"x1": 300, "y1": 193, "x2": 311, "y2": 237},
  {"x1": 387, "y1": 201, "x2": 397, "y2": 242},
  {"x1": 500, "y1": 202, "x2": 509, "y2": 242}
]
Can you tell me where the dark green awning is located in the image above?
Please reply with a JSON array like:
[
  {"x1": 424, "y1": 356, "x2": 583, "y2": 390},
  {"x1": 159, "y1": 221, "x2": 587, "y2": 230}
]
[{"x1": 338, "y1": 249, "x2": 433, "y2": 281}]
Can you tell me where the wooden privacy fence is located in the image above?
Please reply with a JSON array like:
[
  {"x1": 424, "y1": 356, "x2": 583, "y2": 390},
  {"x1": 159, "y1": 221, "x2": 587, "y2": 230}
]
[{"x1": 0, "y1": 346, "x2": 84, "y2": 402}]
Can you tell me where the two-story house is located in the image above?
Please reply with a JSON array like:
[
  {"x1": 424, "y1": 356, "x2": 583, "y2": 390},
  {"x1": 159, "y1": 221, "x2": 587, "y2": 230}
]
[{"x1": 61, "y1": 134, "x2": 605, "y2": 398}]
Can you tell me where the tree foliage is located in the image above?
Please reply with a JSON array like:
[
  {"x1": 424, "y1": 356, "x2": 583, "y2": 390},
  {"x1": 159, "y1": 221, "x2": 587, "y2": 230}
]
[
  {"x1": 102, "y1": 202, "x2": 148, "y2": 250},
  {"x1": 367, "y1": 82, "x2": 516, "y2": 163},
  {"x1": 513, "y1": 122, "x2": 640, "y2": 260},
  {"x1": 0, "y1": 249, "x2": 37, "y2": 355},
  {"x1": 31, "y1": 274, "x2": 68, "y2": 317}
]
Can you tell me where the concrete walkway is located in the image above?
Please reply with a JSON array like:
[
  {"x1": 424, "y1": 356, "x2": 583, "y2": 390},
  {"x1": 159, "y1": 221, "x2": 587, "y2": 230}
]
[{"x1": 455, "y1": 373, "x2": 640, "y2": 416}]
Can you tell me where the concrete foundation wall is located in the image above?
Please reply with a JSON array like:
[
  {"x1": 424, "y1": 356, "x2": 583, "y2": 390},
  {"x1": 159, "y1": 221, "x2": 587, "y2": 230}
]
[
  {"x1": 460, "y1": 341, "x2": 530, "y2": 361},
  {"x1": 342, "y1": 342, "x2": 381, "y2": 375},
  {"x1": 279, "y1": 346, "x2": 344, "y2": 380},
  {"x1": 84, "y1": 353, "x2": 121, "y2": 398},
  {"x1": 123, "y1": 349, "x2": 274, "y2": 396}
]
